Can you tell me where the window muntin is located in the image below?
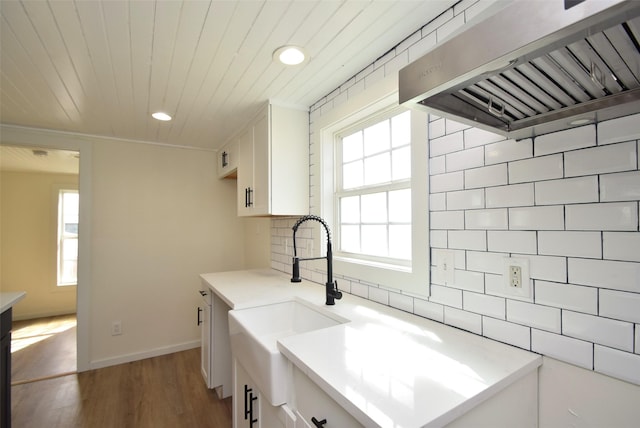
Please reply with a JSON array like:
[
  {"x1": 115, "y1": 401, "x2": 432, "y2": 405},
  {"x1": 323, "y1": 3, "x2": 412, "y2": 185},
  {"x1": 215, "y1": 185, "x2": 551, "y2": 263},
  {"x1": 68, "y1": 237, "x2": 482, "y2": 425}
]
[
  {"x1": 336, "y1": 110, "x2": 412, "y2": 266},
  {"x1": 58, "y1": 189, "x2": 79, "y2": 286}
]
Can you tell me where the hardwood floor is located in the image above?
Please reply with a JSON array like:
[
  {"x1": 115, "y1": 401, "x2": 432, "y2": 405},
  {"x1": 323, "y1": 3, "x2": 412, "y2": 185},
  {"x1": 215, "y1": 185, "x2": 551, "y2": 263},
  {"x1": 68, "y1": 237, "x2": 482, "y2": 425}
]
[
  {"x1": 11, "y1": 314, "x2": 77, "y2": 383},
  {"x1": 10, "y1": 316, "x2": 232, "y2": 427}
]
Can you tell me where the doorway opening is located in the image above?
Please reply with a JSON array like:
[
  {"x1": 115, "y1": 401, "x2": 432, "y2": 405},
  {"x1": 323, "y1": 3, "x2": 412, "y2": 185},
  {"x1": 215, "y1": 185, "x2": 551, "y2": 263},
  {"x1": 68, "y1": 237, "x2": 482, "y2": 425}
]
[{"x1": 0, "y1": 145, "x2": 79, "y2": 382}]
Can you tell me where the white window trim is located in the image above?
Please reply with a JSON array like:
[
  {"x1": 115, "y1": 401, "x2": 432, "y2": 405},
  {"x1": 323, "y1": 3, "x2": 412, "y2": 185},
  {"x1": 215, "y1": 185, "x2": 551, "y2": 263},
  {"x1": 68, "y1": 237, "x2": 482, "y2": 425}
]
[{"x1": 313, "y1": 75, "x2": 430, "y2": 297}]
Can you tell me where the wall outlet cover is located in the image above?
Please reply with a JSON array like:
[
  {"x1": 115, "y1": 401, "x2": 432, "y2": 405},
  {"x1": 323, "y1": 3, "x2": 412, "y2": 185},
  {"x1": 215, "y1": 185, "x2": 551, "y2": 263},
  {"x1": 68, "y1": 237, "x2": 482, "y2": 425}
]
[{"x1": 503, "y1": 257, "x2": 532, "y2": 301}]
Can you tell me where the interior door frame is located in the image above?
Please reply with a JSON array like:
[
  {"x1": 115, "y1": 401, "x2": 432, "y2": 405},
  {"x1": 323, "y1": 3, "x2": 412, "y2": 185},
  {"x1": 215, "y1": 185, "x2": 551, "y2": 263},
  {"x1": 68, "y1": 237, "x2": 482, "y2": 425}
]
[{"x1": 1, "y1": 124, "x2": 92, "y2": 372}]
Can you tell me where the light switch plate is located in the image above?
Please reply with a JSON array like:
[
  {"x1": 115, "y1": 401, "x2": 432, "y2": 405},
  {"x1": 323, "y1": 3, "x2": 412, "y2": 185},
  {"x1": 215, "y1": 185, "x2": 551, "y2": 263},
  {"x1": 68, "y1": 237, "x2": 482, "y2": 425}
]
[
  {"x1": 503, "y1": 257, "x2": 532, "y2": 301},
  {"x1": 439, "y1": 250, "x2": 455, "y2": 285}
]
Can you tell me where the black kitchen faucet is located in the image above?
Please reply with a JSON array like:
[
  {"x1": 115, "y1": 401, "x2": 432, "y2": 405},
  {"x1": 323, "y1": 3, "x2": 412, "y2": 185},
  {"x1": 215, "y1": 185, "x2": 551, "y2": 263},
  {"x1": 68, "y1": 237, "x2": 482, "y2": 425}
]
[{"x1": 290, "y1": 215, "x2": 342, "y2": 305}]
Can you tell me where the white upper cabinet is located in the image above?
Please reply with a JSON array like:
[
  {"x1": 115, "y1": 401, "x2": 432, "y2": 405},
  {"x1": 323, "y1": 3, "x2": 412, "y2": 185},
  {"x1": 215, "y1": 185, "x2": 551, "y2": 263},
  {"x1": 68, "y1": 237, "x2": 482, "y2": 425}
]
[
  {"x1": 236, "y1": 102, "x2": 309, "y2": 217},
  {"x1": 217, "y1": 139, "x2": 239, "y2": 179}
]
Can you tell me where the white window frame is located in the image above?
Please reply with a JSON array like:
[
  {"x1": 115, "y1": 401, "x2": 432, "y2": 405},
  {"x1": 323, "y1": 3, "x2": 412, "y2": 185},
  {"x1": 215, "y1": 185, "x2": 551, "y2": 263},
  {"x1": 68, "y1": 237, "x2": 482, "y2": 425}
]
[
  {"x1": 315, "y1": 76, "x2": 429, "y2": 297},
  {"x1": 334, "y1": 108, "x2": 413, "y2": 268},
  {"x1": 57, "y1": 188, "x2": 79, "y2": 287}
]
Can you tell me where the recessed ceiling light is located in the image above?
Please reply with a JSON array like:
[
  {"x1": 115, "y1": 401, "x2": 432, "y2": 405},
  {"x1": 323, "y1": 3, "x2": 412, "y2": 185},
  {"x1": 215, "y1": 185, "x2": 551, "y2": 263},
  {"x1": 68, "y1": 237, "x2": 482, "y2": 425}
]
[
  {"x1": 273, "y1": 46, "x2": 306, "y2": 66},
  {"x1": 152, "y1": 112, "x2": 172, "y2": 121},
  {"x1": 568, "y1": 118, "x2": 593, "y2": 126}
]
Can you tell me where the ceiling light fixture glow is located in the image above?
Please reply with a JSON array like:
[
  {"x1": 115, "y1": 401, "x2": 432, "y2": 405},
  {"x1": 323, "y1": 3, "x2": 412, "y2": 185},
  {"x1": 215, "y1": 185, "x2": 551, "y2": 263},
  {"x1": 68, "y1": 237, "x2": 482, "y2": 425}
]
[
  {"x1": 274, "y1": 46, "x2": 306, "y2": 65},
  {"x1": 152, "y1": 112, "x2": 172, "y2": 121},
  {"x1": 568, "y1": 118, "x2": 593, "y2": 126}
]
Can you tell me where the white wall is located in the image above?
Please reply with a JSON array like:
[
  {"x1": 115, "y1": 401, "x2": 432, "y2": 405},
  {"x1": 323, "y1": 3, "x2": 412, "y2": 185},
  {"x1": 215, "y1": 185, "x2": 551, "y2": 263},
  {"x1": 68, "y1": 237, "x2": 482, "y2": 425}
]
[
  {"x1": 271, "y1": 0, "x2": 640, "y2": 423},
  {"x1": 1, "y1": 171, "x2": 78, "y2": 319}
]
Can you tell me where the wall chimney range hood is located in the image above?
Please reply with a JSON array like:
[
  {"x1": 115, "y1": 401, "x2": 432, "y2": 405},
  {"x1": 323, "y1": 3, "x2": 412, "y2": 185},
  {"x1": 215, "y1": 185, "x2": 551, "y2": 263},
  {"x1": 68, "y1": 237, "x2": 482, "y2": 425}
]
[{"x1": 399, "y1": 0, "x2": 640, "y2": 139}]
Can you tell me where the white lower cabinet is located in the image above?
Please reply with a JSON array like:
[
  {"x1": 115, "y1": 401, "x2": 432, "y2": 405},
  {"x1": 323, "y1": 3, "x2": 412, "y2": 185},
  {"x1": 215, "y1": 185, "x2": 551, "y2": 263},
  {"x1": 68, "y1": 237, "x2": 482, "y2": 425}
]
[
  {"x1": 233, "y1": 359, "x2": 285, "y2": 428},
  {"x1": 290, "y1": 366, "x2": 362, "y2": 428}
]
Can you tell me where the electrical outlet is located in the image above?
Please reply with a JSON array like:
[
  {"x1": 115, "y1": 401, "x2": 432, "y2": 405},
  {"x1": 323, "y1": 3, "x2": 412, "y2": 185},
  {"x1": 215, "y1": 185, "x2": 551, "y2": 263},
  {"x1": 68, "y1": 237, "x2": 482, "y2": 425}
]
[
  {"x1": 111, "y1": 321, "x2": 122, "y2": 336},
  {"x1": 503, "y1": 257, "x2": 531, "y2": 301},
  {"x1": 509, "y1": 265, "x2": 522, "y2": 288}
]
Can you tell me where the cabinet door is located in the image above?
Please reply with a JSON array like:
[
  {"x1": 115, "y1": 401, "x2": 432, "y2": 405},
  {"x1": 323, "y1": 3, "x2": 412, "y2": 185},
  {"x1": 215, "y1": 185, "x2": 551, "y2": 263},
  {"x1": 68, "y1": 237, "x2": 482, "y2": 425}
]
[
  {"x1": 218, "y1": 139, "x2": 238, "y2": 178},
  {"x1": 237, "y1": 127, "x2": 254, "y2": 216},
  {"x1": 200, "y1": 303, "x2": 211, "y2": 387},
  {"x1": 251, "y1": 108, "x2": 270, "y2": 215},
  {"x1": 234, "y1": 360, "x2": 260, "y2": 428}
]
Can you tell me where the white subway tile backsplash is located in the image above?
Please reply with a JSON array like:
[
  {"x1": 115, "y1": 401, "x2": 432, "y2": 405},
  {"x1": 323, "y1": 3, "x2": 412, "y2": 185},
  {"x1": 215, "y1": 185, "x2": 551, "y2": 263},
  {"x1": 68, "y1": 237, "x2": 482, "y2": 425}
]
[
  {"x1": 414, "y1": 297, "x2": 444, "y2": 323},
  {"x1": 431, "y1": 132, "x2": 464, "y2": 157},
  {"x1": 463, "y1": 127, "x2": 505, "y2": 148},
  {"x1": 436, "y1": 10, "x2": 465, "y2": 42},
  {"x1": 431, "y1": 171, "x2": 464, "y2": 193},
  {"x1": 521, "y1": 254, "x2": 567, "y2": 282},
  {"x1": 534, "y1": 176, "x2": 599, "y2": 205},
  {"x1": 538, "y1": 231, "x2": 602, "y2": 258},
  {"x1": 534, "y1": 125, "x2": 596, "y2": 156},
  {"x1": 598, "y1": 113, "x2": 640, "y2": 145},
  {"x1": 444, "y1": 306, "x2": 482, "y2": 334},
  {"x1": 446, "y1": 188, "x2": 485, "y2": 210},
  {"x1": 486, "y1": 183, "x2": 534, "y2": 208},
  {"x1": 531, "y1": 329, "x2": 593, "y2": 369},
  {"x1": 485, "y1": 138, "x2": 532, "y2": 165},
  {"x1": 369, "y1": 287, "x2": 389, "y2": 305},
  {"x1": 535, "y1": 280, "x2": 598, "y2": 314},
  {"x1": 487, "y1": 231, "x2": 537, "y2": 254},
  {"x1": 569, "y1": 258, "x2": 640, "y2": 293},
  {"x1": 464, "y1": 164, "x2": 508, "y2": 189},
  {"x1": 563, "y1": 311, "x2": 634, "y2": 352},
  {"x1": 389, "y1": 292, "x2": 413, "y2": 313},
  {"x1": 509, "y1": 154, "x2": 563, "y2": 184},
  {"x1": 603, "y1": 232, "x2": 640, "y2": 262},
  {"x1": 431, "y1": 230, "x2": 448, "y2": 248},
  {"x1": 446, "y1": 147, "x2": 484, "y2": 172},
  {"x1": 566, "y1": 202, "x2": 638, "y2": 231},
  {"x1": 484, "y1": 273, "x2": 504, "y2": 296},
  {"x1": 429, "y1": 118, "x2": 446, "y2": 139},
  {"x1": 463, "y1": 292, "x2": 505, "y2": 318},
  {"x1": 466, "y1": 251, "x2": 504, "y2": 274},
  {"x1": 448, "y1": 230, "x2": 487, "y2": 251},
  {"x1": 509, "y1": 206, "x2": 564, "y2": 230},
  {"x1": 430, "y1": 193, "x2": 446, "y2": 211},
  {"x1": 430, "y1": 284, "x2": 462, "y2": 308},
  {"x1": 599, "y1": 289, "x2": 640, "y2": 323},
  {"x1": 465, "y1": 208, "x2": 508, "y2": 230},
  {"x1": 430, "y1": 155, "x2": 446, "y2": 174},
  {"x1": 565, "y1": 141, "x2": 637, "y2": 177},
  {"x1": 452, "y1": 269, "x2": 485, "y2": 293},
  {"x1": 350, "y1": 282, "x2": 369, "y2": 299},
  {"x1": 446, "y1": 118, "x2": 469, "y2": 134},
  {"x1": 408, "y1": 30, "x2": 437, "y2": 62},
  {"x1": 483, "y1": 317, "x2": 530, "y2": 349},
  {"x1": 600, "y1": 171, "x2": 640, "y2": 202},
  {"x1": 431, "y1": 210, "x2": 465, "y2": 230},
  {"x1": 507, "y1": 300, "x2": 561, "y2": 333},
  {"x1": 594, "y1": 345, "x2": 640, "y2": 385}
]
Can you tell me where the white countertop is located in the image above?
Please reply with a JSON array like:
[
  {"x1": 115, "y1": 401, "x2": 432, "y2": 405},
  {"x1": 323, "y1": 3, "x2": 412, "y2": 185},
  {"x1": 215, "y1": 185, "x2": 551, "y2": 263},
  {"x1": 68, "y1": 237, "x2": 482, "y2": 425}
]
[
  {"x1": 201, "y1": 269, "x2": 541, "y2": 428},
  {"x1": 0, "y1": 291, "x2": 26, "y2": 314}
]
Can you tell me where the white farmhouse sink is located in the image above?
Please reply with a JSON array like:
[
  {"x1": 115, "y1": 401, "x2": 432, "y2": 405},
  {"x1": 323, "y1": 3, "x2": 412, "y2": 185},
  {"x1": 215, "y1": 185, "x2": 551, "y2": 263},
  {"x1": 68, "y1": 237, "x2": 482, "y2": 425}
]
[{"x1": 228, "y1": 297, "x2": 348, "y2": 406}]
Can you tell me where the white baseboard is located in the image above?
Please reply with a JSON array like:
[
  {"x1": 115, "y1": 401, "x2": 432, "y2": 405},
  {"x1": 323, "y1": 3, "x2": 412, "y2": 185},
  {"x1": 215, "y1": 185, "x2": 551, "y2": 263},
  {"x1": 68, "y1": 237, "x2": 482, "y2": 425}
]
[{"x1": 88, "y1": 340, "x2": 201, "y2": 371}]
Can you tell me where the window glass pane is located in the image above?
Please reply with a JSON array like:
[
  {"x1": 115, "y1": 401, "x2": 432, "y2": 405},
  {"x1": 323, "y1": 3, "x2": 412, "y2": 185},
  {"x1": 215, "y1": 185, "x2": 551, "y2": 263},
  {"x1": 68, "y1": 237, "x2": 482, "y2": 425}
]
[
  {"x1": 341, "y1": 225, "x2": 360, "y2": 253},
  {"x1": 361, "y1": 192, "x2": 387, "y2": 223},
  {"x1": 364, "y1": 152, "x2": 390, "y2": 185},
  {"x1": 340, "y1": 196, "x2": 360, "y2": 223},
  {"x1": 389, "y1": 225, "x2": 411, "y2": 260},
  {"x1": 342, "y1": 132, "x2": 363, "y2": 162},
  {"x1": 63, "y1": 238, "x2": 78, "y2": 259},
  {"x1": 392, "y1": 146, "x2": 411, "y2": 181},
  {"x1": 343, "y1": 160, "x2": 363, "y2": 189},
  {"x1": 389, "y1": 189, "x2": 411, "y2": 223},
  {"x1": 391, "y1": 111, "x2": 411, "y2": 147},
  {"x1": 363, "y1": 120, "x2": 390, "y2": 156},
  {"x1": 361, "y1": 225, "x2": 387, "y2": 257}
]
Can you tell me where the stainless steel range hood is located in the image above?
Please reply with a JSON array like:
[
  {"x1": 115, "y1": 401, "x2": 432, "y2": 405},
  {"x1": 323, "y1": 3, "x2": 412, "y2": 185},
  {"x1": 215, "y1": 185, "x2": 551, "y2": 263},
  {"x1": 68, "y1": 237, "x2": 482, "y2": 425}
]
[{"x1": 399, "y1": 0, "x2": 640, "y2": 139}]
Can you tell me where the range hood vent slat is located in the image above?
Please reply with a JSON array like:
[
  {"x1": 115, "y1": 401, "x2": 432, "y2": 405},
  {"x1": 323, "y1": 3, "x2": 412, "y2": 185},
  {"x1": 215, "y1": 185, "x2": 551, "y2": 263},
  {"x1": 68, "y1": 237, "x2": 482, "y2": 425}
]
[{"x1": 399, "y1": 0, "x2": 640, "y2": 139}]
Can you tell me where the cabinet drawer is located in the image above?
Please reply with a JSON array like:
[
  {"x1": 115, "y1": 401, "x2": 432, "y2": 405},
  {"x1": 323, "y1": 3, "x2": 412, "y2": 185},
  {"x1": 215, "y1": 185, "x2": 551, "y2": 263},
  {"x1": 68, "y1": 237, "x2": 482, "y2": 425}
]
[{"x1": 292, "y1": 367, "x2": 362, "y2": 428}]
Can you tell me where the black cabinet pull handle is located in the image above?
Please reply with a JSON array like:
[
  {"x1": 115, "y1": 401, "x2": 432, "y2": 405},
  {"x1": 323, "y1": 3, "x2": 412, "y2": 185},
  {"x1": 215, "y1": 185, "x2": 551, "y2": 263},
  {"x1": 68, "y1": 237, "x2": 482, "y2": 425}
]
[
  {"x1": 222, "y1": 151, "x2": 228, "y2": 167},
  {"x1": 199, "y1": 290, "x2": 207, "y2": 296},
  {"x1": 197, "y1": 307, "x2": 202, "y2": 326},
  {"x1": 244, "y1": 385, "x2": 251, "y2": 419},
  {"x1": 247, "y1": 187, "x2": 253, "y2": 207},
  {"x1": 311, "y1": 417, "x2": 327, "y2": 427},
  {"x1": 249, "y1": 394, "x2": 258, "y2": 427},
  {"x1": 245, "y1": 188, "x2": 249, "y2": 208}
]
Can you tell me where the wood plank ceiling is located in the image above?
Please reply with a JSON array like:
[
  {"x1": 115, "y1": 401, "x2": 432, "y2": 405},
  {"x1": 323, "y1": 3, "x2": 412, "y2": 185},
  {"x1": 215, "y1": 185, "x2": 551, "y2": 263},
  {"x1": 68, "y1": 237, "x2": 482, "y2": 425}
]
[{"x1": 0, "y1": 0, "x2": 455, "y2": 150}]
